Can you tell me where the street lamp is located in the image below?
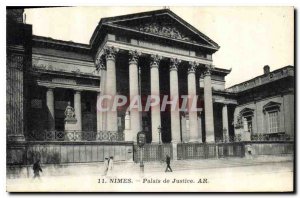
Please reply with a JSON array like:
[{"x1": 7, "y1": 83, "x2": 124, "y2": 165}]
[
  {"x1": 137, "y1": 131, "x2": 146, "y2": 177},
  {"x1": 157, "y1": 125, "x2": 162, "y2": 162},
  {"x1": 158, "y1": 125, "x2": 162, "y2": 145}
]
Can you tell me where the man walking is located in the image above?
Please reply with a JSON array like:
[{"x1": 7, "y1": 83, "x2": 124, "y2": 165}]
[
  {"x1": 165, "y1": 154, "x2": 172, "y2": 172},
  {"x1": 33, "y1": 159, "x2": 43, "y2": 179},
  {"x1": 103, "y1": 157, "x2": 109, "y2": 176},
  {"x1": 107, "y1": 156, "x2": 114, "y2": 177}
]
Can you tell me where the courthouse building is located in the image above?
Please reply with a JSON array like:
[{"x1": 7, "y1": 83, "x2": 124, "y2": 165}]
[{"x1": 7, "y1": 8, "x2": 294, "y2": 165}]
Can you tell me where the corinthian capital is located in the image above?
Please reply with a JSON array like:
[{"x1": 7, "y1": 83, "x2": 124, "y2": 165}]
[
  {"x1": 103, "y1": 46, "x2": 118, "y2": 60},
  {"x1": 188, "y1": 61, "x2": 198, "y2": 74},
  {"x1": 95, "y1": 54, "x2": 106, "y2": 71},
  {"x1": 170, "y1": 58, "x2": 181, "y2": 71},
  {"x1": 150, "y1": 54, "x2": 161, "y2": 69},
  {"x1": 128, "y1": 50, "x2": 140, "y2": 64},
  {"x1": 203, "y1": 64, "x2": 214, "y2": 76}
]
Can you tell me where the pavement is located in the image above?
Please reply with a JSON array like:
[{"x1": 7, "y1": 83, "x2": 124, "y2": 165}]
[{"x1": 6, "y1": 155, "x2": 294, "y2": 192}]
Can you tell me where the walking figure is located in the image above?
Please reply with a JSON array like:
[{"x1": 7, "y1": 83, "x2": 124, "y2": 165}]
[
  {"x1": 165, "y1": 154, "x2": 172, "y2": 172},
  {"x1": 103, "y1": 157, "x2": 109, "y2": 176},
  {"x1": 33, "y1": 160, "x2": 43, "y2": 179},
  {"x1": 107, "y1": 156, "x2": 114, "y2": 177}
]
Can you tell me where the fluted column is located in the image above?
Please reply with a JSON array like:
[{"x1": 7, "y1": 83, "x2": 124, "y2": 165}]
[
  {"x1": 169, "y1": 58, "x2": 181, "y2": 143},
  {"x1": 104, "y1": 46, "x2": 118, "y2": 132},
  {"x1": 128, "y1": 50, "x2": 141, "y2": 141},
  {"x1": 74, "y1": 90, "x2": 82, "y2": 131},
  {"x1": 204, "y1": 65, "x2": 215, "y2": 142},
  {"x1": 181, "y1": 112, "x2": 188, "y2": 142},
  {"x1": 222, "y1": 104, "x2": 229, "y2": 142},
  {"x1": 96, "y1": 92, "x2": 102, "y2": 131},
  {"x1": 187, "y1": 62, "x2": 199, "y2": 142},
  {"x1": 46, "y1": 87, "x2": 55, "y2": 131},
  {"x1": 198, "y1": 111, "x2": 203, "y2": 141},
  {"x1": 97, "y1": 56, "x2": 106, "y2": 131},
  {"x1": 150, "y1": 54, "x2": 161, "y2": 143}
]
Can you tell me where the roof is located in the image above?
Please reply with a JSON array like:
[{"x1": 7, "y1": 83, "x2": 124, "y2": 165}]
[
  {"x1": 33, "y1": 35, "x2": 90, "y2": 50},
  {"x1": 226, "y1": 66, "x2": 294, "y2": 93}
]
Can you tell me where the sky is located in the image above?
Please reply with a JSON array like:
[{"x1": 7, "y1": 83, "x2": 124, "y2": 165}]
[{"x1": 24, "y1": 7, "x2": 294, "y2": 87}]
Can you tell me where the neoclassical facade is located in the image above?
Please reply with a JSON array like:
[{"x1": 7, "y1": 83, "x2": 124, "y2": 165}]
[
  {"x1": 8, "y1": 9, "x2": 237, "y2": 144},
  {"x1": 6, "y1": 8, "x2": 294, "y2": 164}
]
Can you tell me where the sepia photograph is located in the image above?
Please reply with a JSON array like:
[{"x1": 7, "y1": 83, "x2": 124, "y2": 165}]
[{"x1": 5, "y1": 6, "x2": 294, "y2": 192}]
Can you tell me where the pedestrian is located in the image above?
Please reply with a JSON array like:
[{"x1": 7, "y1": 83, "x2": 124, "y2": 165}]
[
  {"x1": 107, "y1": 156, "x2": 114, "y2": 177},
  {"x1": 165, "y1": 154, "x2": 172, "y2": 172},
  {"x1": 33, "y1": 159, "x2": 43, "y2": 179},
  {"x1": 103, "y1": 157, "x2": 109, "y2": 176}
]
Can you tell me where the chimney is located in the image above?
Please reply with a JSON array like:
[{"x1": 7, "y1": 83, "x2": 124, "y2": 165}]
[{"x1": 263, "y1": 65, "x2": 270, "y2": 74}]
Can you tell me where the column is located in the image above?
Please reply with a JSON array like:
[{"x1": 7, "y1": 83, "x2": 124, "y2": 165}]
[
  {"x1": 97, "y1": 92, "x2": 102, "y2": 131},
  {"x1": 128, "y1": 50, "x2": 141, "y2": 141},
  {"x1": 150, "y1": 54, "x2": 161, "y2": 143},
  {"x1": 96, "y1": 56, "x2": 106, "y2": 131},
  {"x1": 222, "y1": 104, "x2": 229, "y2": 142},
  {"x1": 198, "y1": 111, "x2": 203, "y2": 142},
  {"x1": 181, "y1": 112, "x2": 188, "y2": 142},
  {"x1": 46, "y1": 87, "x2": 55, "y2": 131},
  {"x1": 7, "y1": 53, "x2": 25, "y2": 141},
  {"x1": 204, "y1": 65, "x2": 215, "y2": 142},
  {"x1": 187, "y1": 62, "x2": 199, "y2": 142},
  {"x1": 169, "y1": 58, "x2": 181, "y2": 143},
  {"x1": 104, "y1": 46, "x2": 118, "y2": 131},
  {"x1": 74, "y1": 90, "x2": 82, "y2": 131}
]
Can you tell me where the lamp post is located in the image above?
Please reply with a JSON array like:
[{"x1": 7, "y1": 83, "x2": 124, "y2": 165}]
[
  {"x1": 158, "y1": 125, "x2": 162, "y2": 145},
  {"x1": 137, "y1": 131, "x2": 146, "y2": 177},
  {"x1": 223, "y1": 128, "x2": 227, "y2": 143},
  {"x1": 157, "y1": 125, "x2": 162, "y2": 162}
]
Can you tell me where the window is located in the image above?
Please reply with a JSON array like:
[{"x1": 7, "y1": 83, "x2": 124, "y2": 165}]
[
  {"x1": 263, "y1": 101, "x2": 281, "y2": 134},
  {"x1": 243, "y1": 116, "x2": 252, "y2": 132},
  {"x1": 239, "y1": 108, "x2": 254, "y2": 133},
  {"x1": 268, "y1": 111, "x2": 279, "y2": 133}
]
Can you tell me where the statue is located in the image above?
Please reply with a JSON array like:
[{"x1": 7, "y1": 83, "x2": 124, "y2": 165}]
[
  {"x1": 64, "y1": 101, "x2": 76, "y2": 121},
  {"x1": 234, "y1": 114, "x2": 243, "y2": 129}
]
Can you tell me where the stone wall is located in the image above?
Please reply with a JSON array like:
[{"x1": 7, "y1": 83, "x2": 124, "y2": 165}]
[
  {"x1": 233, "y1": 94, "x2": 294, "y2": 136},
  {"x1": 245, "y1": 142, "x2": 294, "y2": 156}
]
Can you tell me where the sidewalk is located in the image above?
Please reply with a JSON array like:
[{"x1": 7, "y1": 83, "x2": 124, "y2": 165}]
[
  {"x1": 7, "y1": 154, "x2": 293, "y2": 179},
  {"x1": 7, "y1": 154, "x2": 294, "y2": 192}
]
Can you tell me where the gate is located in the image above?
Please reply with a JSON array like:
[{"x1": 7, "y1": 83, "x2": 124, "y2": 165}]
[{"x1": 133, "y1": 144, "x2": 173, "y2": 163}]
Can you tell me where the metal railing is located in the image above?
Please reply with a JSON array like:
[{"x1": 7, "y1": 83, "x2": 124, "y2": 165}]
[
  {"x1": 133, "y1": 144, "x2": 173, "y2": 163},
  {"x1": 250, "y1": 133, "x2": 294, "y2": 142},
  {"x1": 216, "y1": 133, "x2": 294, "y2": 143},
  {"x1": 27, "y1": 130, "x2": 124, "y2": 141},
  {"x1": 177, "y1": 142, "x2": 245, "y2": 160}
]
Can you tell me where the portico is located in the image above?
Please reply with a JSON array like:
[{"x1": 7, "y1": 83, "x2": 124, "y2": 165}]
[
  {"x1": 25, "y1": 9, "x2": 235, "y2": 145},
  {"x1": 95, "y1": 47, "x2": 222, "y2": 144}
]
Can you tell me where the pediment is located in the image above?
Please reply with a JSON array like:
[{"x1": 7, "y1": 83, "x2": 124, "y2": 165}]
[
  {"x1": 239, "y1": 108, "x2": 254, "y2": 117},
  {"x1": 101, "y1": 9, "x2": 219, "y2": 50},
  {"x1": 263, "y1": 101, "x2": 281, "y2": 112}
]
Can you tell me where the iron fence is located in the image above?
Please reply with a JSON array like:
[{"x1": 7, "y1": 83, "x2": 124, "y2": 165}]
[
  {"x1": 26, "y1": 130, "x2": 124, "y2": 142},
  {"x1": 133, "y1": 144, "x2": 173, "y2": 163},
  {"x1": 216, "y1": 133, "x2": 294, "y2": 143},
  {"x1": 177, "y1": 142, "x2": 245, "y2": 160},
  {"x1": 250, "y1": 133, "x2": 293, "y2": 142}
]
